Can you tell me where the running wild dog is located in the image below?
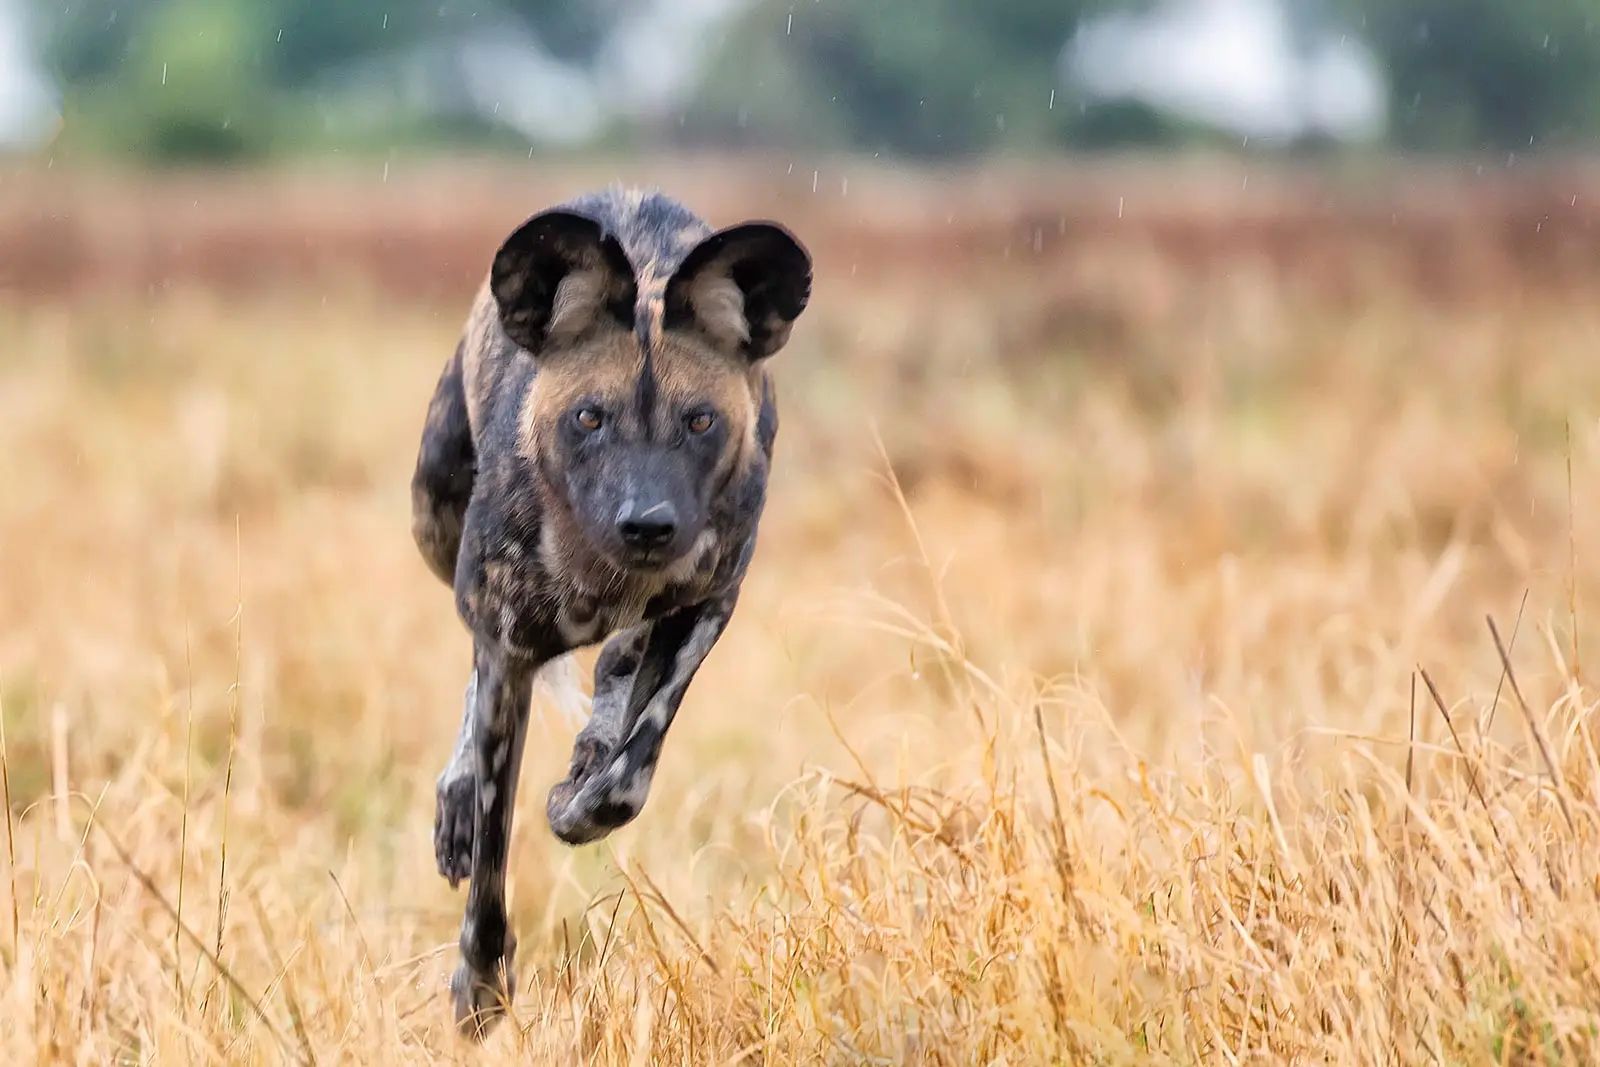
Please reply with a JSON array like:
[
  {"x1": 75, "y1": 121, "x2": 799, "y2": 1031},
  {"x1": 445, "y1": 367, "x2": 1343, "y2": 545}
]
[{"x1": 409, "y1": 186, "x2": 812, "y2": 1038}]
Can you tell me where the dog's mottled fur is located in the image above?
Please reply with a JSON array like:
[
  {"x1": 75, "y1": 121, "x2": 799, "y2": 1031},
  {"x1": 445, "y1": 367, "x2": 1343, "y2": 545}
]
[{"x1": 409, "y1": 185, "x2": 811, "y2": 1039}]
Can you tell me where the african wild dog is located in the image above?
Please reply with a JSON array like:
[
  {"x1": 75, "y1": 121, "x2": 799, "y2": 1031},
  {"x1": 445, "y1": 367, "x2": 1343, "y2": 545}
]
[{"x1": 409, "y1": 185, "x2": 812, "y2": 1039}]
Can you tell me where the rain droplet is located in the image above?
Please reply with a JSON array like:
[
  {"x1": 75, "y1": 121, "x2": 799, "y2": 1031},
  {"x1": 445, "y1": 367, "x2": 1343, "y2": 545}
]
[
  {"x1": 161, "y1": 63, "x2": 167, "y2": 86},
  {"x1": 812, "y1": 170, "x2": 819, "y2": 193},
  {"x1": 1048, "y1": 89, "x2": 1055, "y2": 110},
  {"x1": 786, "y1": 11, "x2": 793, "y2": 34}
]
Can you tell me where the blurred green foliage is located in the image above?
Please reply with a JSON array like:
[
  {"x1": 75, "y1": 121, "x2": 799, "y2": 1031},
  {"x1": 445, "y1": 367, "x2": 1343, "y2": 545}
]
[
  {"x1": 672, "y1": 0, "x2": 1214, "y2": 157},
  {"x1": 22, "y1": 0, "x2": 1600, "y2": 162},
  {"x1": 1333, "y1": 0, "x2": 1600, "y2": 152},
  {"x1": 32, "y1": 0, "x2": 629, "y2": 160}
]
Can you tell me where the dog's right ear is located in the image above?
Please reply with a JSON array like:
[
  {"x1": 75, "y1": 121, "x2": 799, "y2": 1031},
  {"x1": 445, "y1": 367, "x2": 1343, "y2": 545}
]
[
  {"x1": 489, "y1": 210, "x2": 638, "y2": 354},
  {"x1": 662, "y1": 221, "x2": 812, "y2": 362}
]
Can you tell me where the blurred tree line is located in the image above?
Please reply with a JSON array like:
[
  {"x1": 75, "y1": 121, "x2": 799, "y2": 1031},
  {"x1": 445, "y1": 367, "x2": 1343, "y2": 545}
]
[
  {"x1": 23, "y1": 0, "x2": 1600, "y2": 162},
  {"x1": 31, "y1": 0, "x2": 623, "y2": 158}
]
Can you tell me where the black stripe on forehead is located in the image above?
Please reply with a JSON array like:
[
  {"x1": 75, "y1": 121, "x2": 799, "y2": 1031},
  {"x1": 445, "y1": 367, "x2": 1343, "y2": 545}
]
[{"x1": 634, "y1": 345, "x2": 658, "y2": 426}]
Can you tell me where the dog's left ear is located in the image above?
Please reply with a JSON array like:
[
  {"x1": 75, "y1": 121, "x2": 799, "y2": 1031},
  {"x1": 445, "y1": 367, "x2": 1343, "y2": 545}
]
[
  {"x1": 663, "y1": 222, "x2": 812, "y2": 361},
  {"x1": 489, "y1": 208, "x2": 637, "y2": 354}
]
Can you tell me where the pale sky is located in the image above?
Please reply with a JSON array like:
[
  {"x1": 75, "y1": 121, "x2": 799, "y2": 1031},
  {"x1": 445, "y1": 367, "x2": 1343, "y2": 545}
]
[
  {"x1": 1063, "y1": 0, "x2": 1388, "y2": 143},
  {"x1": 0, "y1": 0, "x2": 58, "y2": 150}
]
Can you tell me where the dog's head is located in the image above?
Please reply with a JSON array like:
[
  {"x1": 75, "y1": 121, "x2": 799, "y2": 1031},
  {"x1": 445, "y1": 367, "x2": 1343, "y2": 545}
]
[{"x1": 491, "y1": 206, "x2": 811, "y2": 573}]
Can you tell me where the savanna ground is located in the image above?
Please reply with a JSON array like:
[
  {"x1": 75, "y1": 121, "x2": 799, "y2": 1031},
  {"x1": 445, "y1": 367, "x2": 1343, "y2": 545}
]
[{"x1": 3, "y1": 154, "x2": 1600, "y2": 1064}]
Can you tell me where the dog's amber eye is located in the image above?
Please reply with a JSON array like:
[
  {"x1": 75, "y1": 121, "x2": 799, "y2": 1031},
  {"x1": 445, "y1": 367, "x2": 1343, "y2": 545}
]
[
  {"x1": 686, "y1": 412, "x2": 715, "y2": 435},
  {"x1": 575, "y1": 408, "x2": 603, "y2": 432}
]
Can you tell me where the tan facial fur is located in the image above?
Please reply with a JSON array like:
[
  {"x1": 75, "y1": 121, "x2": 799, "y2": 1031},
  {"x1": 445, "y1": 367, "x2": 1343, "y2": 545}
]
[{"x1": 514, "y1": 321, "x2": 761, "y2": 484}]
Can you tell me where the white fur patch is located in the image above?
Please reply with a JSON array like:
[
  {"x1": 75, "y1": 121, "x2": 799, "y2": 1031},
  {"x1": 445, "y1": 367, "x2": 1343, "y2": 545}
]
[
  {"x1": 547, "y1": 270, "x2": 607, "y2": 343},
  {"x1": 532, "y1": 653, "x2": 592, "y2": 732},
  {"x1": 688, "y1": 274, "x2": 750, "y2": 350}
]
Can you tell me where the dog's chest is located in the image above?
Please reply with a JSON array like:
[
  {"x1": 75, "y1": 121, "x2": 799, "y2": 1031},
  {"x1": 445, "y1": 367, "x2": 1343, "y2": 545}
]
[
  {"x1": 553, "y1": 589, "x2": 651, "y2": 646},
  {"x1": 544, "y1": 528, "x2": 721, "y2": 647}
]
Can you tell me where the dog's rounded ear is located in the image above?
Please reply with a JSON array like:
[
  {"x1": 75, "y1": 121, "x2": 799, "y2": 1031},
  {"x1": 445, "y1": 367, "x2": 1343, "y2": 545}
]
[
  {"x1": 663, "y1": 222, "x2": 812, "y2": 361},
  {"x1": 490, "y1": 209, "x2": 638, "y2": 354}
]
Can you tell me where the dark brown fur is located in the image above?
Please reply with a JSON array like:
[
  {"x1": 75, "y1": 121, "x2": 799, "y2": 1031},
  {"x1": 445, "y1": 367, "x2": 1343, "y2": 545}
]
[{"x1": 409, "y1": 185, "x2": 809, "y2": 1040}]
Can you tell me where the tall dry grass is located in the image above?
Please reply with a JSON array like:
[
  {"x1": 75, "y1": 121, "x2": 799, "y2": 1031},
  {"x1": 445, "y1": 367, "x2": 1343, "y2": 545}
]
[{"x1": 3, "y1": 160, "x2": 1600, "y2": 1064}]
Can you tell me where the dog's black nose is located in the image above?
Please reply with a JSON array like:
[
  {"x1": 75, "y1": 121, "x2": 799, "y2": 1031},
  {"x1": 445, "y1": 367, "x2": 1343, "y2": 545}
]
[{"x1": 616, "y1": 501, "x2": 678, "y2": 549}]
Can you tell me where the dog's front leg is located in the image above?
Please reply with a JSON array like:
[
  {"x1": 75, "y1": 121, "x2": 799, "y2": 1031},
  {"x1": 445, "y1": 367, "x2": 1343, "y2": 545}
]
[
  {"x1": 540, "y1": 622, "x2": 650, "y2": 820},
  {"x1": 450, "y1": 639, "x2": 538, "y2": 1042},
  {"x1": 433, "y1": 668, "x2": 479, "y2": 889},
  {"x1": 546, "y1": 592, "x2": 737, "y2": 845}
]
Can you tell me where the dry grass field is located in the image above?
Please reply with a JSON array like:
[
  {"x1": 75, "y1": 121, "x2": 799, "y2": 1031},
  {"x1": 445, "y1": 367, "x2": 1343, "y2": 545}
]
[{"x1": 4, "y1": 154, "x2": 1600, "y2": 1064}]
